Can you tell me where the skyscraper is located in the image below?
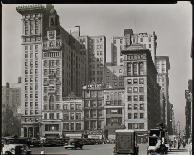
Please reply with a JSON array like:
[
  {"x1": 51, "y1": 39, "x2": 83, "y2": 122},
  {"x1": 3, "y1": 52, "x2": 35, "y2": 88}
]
[
  {"x1": 122, "y1": 44, "x2": 161, "y2": 142},
  {"x1": 17, "y1": 4, "x2": 87, "y2": 137},
  {"x1": 155, "y1": 56, "x2": 170, "y2": 129}
]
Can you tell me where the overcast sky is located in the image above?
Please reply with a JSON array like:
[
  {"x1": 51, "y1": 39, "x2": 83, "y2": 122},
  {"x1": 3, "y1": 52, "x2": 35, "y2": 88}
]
[{"x1": 2, "y1": 2, "x2": 192, "y2": 130}]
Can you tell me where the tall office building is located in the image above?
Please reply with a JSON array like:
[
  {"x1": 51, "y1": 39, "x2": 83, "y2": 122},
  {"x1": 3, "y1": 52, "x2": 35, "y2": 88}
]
[
  {"x1": 122, "y1": 44, "x2": 161, "y2": 142},
  {"x1": 68, "y1": 27, "x2": 106, "y2": 85},
  {"x1": 111, "y1": 29, "x2": 157, "y2": 66},
  {"x1": 17, "y1": 4, "x2": 87, "y2": 137},
  {"x1": 2, "y1": 81, "x2": 21, "y2": 136},
  {"x1": 155, "y1": 56, "x2": 170, "y2": 129}
]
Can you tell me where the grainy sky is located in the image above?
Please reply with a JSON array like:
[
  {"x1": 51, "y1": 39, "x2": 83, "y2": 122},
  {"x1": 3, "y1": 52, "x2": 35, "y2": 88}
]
[{"x1": 2, "y1": 2, "x2": 192, "y2": 130}]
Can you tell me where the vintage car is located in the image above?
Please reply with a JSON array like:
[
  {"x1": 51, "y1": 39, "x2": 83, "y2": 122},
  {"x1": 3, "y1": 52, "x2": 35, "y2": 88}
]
[
  {"x1": 64, "y1": 138, "x2": 84, "y2": 149},
  {"x1": 2, "y1": 143, "x2": 31, "y2": 155}
]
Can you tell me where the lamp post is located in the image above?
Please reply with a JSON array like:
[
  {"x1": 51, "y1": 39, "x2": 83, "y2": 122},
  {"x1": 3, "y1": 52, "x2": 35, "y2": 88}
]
[{"x1": 177, "y1": 121, "x2": 180, "y2": 138}]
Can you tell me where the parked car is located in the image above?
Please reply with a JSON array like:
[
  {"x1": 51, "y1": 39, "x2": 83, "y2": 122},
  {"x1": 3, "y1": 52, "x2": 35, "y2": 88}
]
[
  {"x1": 30, "y1": 138, "x2": 41, "y2": 147},
  {"x1": 64, "y1": 138, "x2": 84, "y2": 149},
  {"x1": 2, "y1": 144, "x2": 31, "y2": 155}
]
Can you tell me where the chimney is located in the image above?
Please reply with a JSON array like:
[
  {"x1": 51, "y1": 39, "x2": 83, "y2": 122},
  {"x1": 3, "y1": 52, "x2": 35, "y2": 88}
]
[
  {"x1": 6, "y1": 82, "x2": 10, "y2": 88},
  {"x1": 18, "y1": 77, "x2": 22, "y2": 83}
]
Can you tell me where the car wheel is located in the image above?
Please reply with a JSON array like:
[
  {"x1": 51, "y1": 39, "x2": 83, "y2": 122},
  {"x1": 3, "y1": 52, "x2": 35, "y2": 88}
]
[{"x1": 5, "y1": 151, "x2": 12, "y2": 155}]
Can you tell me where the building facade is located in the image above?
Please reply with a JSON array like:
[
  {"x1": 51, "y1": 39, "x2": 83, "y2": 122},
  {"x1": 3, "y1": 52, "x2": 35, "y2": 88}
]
[
  {"x1": 103, "y1": 88, "x2": 125, "y2": 137},
  {"x1": 121, "y1": 44, "x2": 161, "y2": 141},
  {"x1": 2, "y1": 81, "x2": 22, "y2": 136},
  {"x1": 68, "y1": 28, "x2": 106, "y2": 85},
  {"x1": 111, "y1": 29, "x2": 157, "y2": 66},
  {"x1": 104, "y1": 64, "x2": 124, "y2": 89},
  {"x1": 155, "y1": 56, "x2": 171, "y2": 131},
  {"x1": 17, "y1": 4, "x2": 87, "y2": 137},
  {"x1": 185, "y1": 80, "x2": 192, "y2": 140},
  {"x1": 82, "y1": 84, "x2": 105, "y2": 133}
]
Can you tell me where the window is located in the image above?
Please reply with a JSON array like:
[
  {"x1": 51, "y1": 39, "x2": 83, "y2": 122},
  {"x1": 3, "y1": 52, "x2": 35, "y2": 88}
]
[
  {"x1": 139, "y1": 78, "x2": 144, "y2": 84},
  {"x1": 70, "y1": 123, "x2": 74, "y2": 130},
  {"x1": 49, "y1": 113, "x2": 54, "y2": 119},
  {"x1": 76, "y1": 123, "x2": 81, "y2": 131},
  {"x1": 128, "y1": 104, "x2": 132, "y2": 110},
  {"x1": 149, "y1": 44, "x2": 151, "y2": 48},
  {"x1": 133, "y1": 87, "x2": 138, "y2": 93},
  {"x1": 75, "y1": 113, "x2": 81, "y2": 120},
  {"x1": 25, "y1": 110, "x2": 28, "y2": 115},
  {"x1": 139, "y1": 123, "x2": 144, "y2": 129},
  {"x1": 139, "y1": 62, "x2": 144, "y2": 75},
  {"x1": 56, "y1": 113, "x2": 60, "y2": 119},
  {"x1": 25, "y1": 102, "x2": 28, "y2": 107},
  {"x1": 114, "y1": 82, "x2": 117, "y2": 86},
  {"x1": 119, "y1": 69, "x2": 122, "y2": 73},
  {"x1": 139, "y1": 104, "x2": 144, "y2": 110},
  {"x1": 133, "y1": 78, "x2": 138, "y2": 84},
  {"x1": 128, "y1": 113, "x2": 132, "y2": 119},
  {"x1": 139, "y1": 95, "x2": 144, "y2": 101},
  {"x1": 63, "y1": 113, "x2": 69, "y2": 120},
  {"x1": 35, "y1": 110, "x2": 38, "y2": 114},
  {"x1": 127, "y1": 87, "x2": 132, "y2": 93},
  {"x1": 63, "y1": 105, "x2": 68, "y2": 110},
  {"x1": 140, "y1": 113, "x2": 144, "y2": 118},
  {"x1": 128, "y1": 123, "x2": 132, "y2": 129},
  {"x1": 128, "y1": 96, "x2": 132, "y2": 101},
  {"x1": 134, "y1": 95, "x2": 138, "y2": 101},
  {"x1": 140, "y1": 38, "x2": 143, "y2": 42},
  {"x1": 76, "y1": 104, "x2": 81, "y2": 110},
  {"x1": 134, "y1": 104, "x2": 138, "y2": 110},
  {"x1": 70, "y1": 113, "x2": 74, "y2": 120},
  {"x1": 56, "y1": 104, "x2": 60, "y2": 110},
  {"x1": 134, "y1": 113, "x2": 138, "y2": 119},
  {"x1": 139, "y1": 87, "x2": 144, "y2": 93},
  {"x1": 63, "y1": 123, "x2": 69, "y2": 130},
  {"x1": 44, "y1": 113, "x2": 47, "y2": 119},
  {"x1": 127, "y1": 79, "x2": 132, "y2": 84},
  {"x1": 133, "y1": 62, "x2": 138, "y2": 75},
  {"x1": 127, "y1": 63, "x2": 132, "y2": 75},
  {"x1": 70, "y1": 104, "x2": 74, "y2": 110}
]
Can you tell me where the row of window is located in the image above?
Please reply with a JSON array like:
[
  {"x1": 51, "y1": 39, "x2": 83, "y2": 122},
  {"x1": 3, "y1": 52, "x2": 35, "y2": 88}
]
[
  {"x1": 25, "y1": 52, "x2": 38, "y2": 59},
  {"x1": 127, "y1": 95, "x2": 144, "y2": 101},
  {"x1": 127, "y1": 87, "x2": 144, "y2": 93},
  {"x1": 128, "y1": 123, "x2": 144, "y2": 129},
  {"x1": 106, "y1": 75, "x2": 123, "y2": 81},
  {"x1": 25, "y1": 93, "x2": 38, "y2": 99},
  {"x1": 127, "y1": 62, "x2": 145, "y2": 76},
  {"x1": 63, "y1": 104, "x2": 82, "y2": 110},
  {"x1": 43, "y1": 68, "x2": 60, "y2": 76},
  {"x1": 43, "y1": 60, "x2": 60, "y2": 67},
  {"x1": 25, "y1": 69, "x2": 38, "y2": 75},
  {"x1": 24, "y1": 117, "x2": 39, "y2": 123},
  {"x1": 128, "y1": 103, "x2": 144, "y2": 110},
  {"x1": 127, "y1": 78, "x2": 144, "y2": 84},
  {"x1": 24, "y1": 20, "x2": 40, "y2": 35},
  {"x1": 63, "y1": 122, "x2": 82, "y2": 131},
  {"x1": 25, "y1": 101, "x2": 38, "y2": 107},
  {"x1": 25, "y1": 61, "x2": 38, "y2": 68},
  {"x1": 25, "y1": 110, "x2": 39, "y2": 115},
  {"x1": 23, "y1": 37, "x2": 41, "y2": 43},
  {"x1": 25, "y1": 45, "x2": 39, "y2": 51},
  {"x1": 43, "y1": 52, "x2": 61, "y2": 58},
  {"x1": 128, "y1": 112, "x2": 144, "y2": 119},
  {"x1": 63, "y1": 113, "x2": 82, "y2": 120}
]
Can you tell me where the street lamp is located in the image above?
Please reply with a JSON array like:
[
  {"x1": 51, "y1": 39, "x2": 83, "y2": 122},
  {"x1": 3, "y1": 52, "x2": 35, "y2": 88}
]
[{"x1": 177, "y1": 121, "x2": 180, "y2": 138}]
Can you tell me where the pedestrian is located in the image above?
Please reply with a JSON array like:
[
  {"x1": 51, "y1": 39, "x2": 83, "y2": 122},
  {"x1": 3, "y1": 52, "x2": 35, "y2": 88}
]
[{"x1": 177, "y1": 140, "x2": 181, "y2": 150}]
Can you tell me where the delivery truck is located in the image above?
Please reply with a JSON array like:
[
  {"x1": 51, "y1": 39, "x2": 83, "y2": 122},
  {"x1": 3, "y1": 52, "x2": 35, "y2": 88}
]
[{"x1": 113, "y1": 129, "x2": 139, "y2": 155}]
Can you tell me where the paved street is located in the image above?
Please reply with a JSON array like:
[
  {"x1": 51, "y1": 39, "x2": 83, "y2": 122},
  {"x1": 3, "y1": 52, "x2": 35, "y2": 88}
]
[{"x1": 30, "y1": 143, "x2": 190, "y2": 155}]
